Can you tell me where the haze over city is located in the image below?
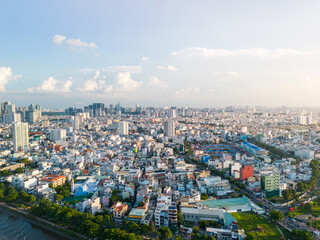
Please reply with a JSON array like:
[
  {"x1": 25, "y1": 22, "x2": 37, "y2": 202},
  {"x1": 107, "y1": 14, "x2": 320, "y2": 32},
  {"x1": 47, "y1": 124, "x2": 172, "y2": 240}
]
[{"x1": 1, "y1": 1, "x2": 320, "y2": 107}]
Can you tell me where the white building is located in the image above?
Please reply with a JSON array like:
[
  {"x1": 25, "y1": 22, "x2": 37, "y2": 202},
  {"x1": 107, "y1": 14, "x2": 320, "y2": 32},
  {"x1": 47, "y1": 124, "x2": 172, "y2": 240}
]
[
  {"x1": 169, "y1": 108, "x2": 177, "y2": 118},
  {"x1": 50, "y1": 129, "x2": 67, "y2": 142},
  {"x1": 72, "y1": 116, "x2": 80, "y2": 130},
  {"x1": 295, "y1": 149, "x2": 315, "y2": 160},
  {"x1": 119, "y1": 121, "x2": 129, "y2": 135},
  {"x1": 13, "y1": 122, "x2": 29, "y2": 152},
  {"x1": 297, "y1": 114, "x2": 313, "y2": 125},
  {"x1": 3, "y1": 113, "x2": 21, "y2": 125},
  {"x1": 42, "y1": 120, "x2": 50, "y2": 128},
  {"x1": 164, "y1": 120, "x2": 175, "y2": 137}
]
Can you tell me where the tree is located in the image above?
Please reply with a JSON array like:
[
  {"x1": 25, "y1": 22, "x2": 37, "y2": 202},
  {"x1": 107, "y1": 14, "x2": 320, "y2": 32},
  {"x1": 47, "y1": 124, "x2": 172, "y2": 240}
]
[
  {"x1": 201, "y1": 193, "x2": 209, "y2": 200},
  {"x1": 282, "y1": 189, "x2": 290, "y2": 201},
  {"x1": 19, "y1": 190, "x2": 30, "y2": 202},
  {"x1": 158, "y1": 226, "x2": 172, "y2": 240},
  {"x1": 149, "y1": 221, "x2": 156, "y2": 233},
  {"x1": 140, "y1": 224, "x2": 150, "y2": 235},
  {"x1": 128, "y1": 222, "x2": 140, "y2": 233},
  {"x1": 291, "y1": 229, "x2": 313, "y2": 240},
  {"x1": 177, "y1": 210, "x2": 184, "y2": 226},
  {"x1": 192, "y1": 226, "x2": 199, "y2": 234},
  {"x1": 304, "y1": 202, "x2": 313, "y2": 214},
  {"x1": 14, "y1": 167, "x2": 24, "y2": 174},
  {"x1": 174, "y1": 236, "x2": 184, "y2": 240},
  {"x1": 82, "y1": 220, "x2": 99, "y2": 237},
  {"x1": 65, "y1": 212, "x2": 73, "y2": 224},
  {"x1": 0, "y1": 183, "x2": 6, "y2": 191},
  {"x1": 191, "y1": 233, "x2": 201, "y2": 240},
  {"x1": 94, "y1": 215, "x2": 103, "y2": 224},
  {"x1": 199, "y1": 220, "x2": 209, "y2": 229},
  {"x1": 5, "y1": 186, "x2": 18, "y2": 202},
  {"x1": 29, "y1": 194, "x2": 36, "y2": 203},
  {"x1": 269, "y1": 210, "x2": 284, "y2": 222},
  {"x1": 55, "y1": 194, "x2": 64, "y2": 201},
  {"x1": 246, "y1": 233, "x2": 258, "y2": 240}
]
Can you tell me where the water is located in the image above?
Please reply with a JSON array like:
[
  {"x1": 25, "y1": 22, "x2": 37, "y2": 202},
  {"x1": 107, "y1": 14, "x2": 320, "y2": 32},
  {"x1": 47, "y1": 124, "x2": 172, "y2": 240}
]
[{"x1": 0, "y1": 210, "x2": 66, "y2": 240}]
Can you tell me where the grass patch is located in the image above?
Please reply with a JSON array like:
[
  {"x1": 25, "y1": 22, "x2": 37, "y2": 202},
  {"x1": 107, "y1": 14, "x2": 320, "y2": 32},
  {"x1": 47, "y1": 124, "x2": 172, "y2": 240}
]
[
  {"x1": 231, "y1": 212, "x2": 285, "y2": 240},
  {"x1": 278, "y1": 225, "x2": 292, "y2": 240}
]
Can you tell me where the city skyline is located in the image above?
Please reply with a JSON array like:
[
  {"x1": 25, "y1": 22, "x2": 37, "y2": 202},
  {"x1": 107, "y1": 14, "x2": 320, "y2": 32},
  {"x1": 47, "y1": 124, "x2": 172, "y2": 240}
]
[{"x1": 2, "y1": 1, "x2": 320, "y2": 107}]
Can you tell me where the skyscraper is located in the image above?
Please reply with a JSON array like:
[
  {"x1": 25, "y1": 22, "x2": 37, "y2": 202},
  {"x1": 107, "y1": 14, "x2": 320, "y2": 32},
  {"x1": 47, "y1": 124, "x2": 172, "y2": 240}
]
[
  {"x1": 72, "y1": 116, "x2": 80, "y2": 130},
  {"x1": 119, "y1": 121, "x2": 128, "y2": 135},
  {"x1": 1, "y1": 102, "x2": 20, "y2": 124},
  {"x1": 13, "y1": 122, "x2": 29, "y2": 152},
  {"x1": 164, "y1": 120, "x2": 175, "y2": 137},
  {"x1": 169, "y1": 108, "x2": 177, "y2": 118}
]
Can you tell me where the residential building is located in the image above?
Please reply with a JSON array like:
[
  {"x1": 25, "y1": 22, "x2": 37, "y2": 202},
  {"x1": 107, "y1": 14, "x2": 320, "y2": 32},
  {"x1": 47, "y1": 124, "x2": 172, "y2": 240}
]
[{"x1": 13, "y1": 121, "x2": 29, "y2": 152}]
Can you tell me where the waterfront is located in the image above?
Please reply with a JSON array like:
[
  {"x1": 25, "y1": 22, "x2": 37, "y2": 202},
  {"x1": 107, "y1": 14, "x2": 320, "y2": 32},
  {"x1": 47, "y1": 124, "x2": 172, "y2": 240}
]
[{"x1": 0, "y1": 210, "x2": 66, "y2": 240}]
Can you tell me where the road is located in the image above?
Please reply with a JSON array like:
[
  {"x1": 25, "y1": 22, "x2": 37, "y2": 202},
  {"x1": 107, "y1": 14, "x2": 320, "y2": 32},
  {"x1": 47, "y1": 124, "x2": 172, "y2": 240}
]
[{"x1": 247, "y1": 192, "x2": 320, "y2": 239}]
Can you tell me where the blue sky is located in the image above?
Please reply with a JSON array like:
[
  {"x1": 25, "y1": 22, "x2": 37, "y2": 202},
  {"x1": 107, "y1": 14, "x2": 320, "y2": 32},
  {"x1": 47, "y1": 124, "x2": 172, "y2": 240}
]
[{"x1": 1, "y1": 1, "x2": 320, "y2": 108}]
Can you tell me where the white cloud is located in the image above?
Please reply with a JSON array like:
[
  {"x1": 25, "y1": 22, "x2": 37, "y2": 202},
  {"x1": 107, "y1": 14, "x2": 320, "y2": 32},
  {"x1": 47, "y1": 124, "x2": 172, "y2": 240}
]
[
  {"x1": 104, "y1": 85, "x2": 113, "y2": 93},
  {"x1": 157, "y1": 65, "x2": 178, "y2": 71},
  {"x1": 142, "y1": 57, "x2": 148, "y2": 61},
  {"x1": 28, "y1": 77, "x2": 72, "y2": 93},
  {"x1": 103, "y1": 66, "x2": 143, "y2": 73},
  {"x1": 116, "y1": 72, "x2": 143, "y2": 92},
  {"x1": 0, "y1": 67, "x2": 22, "y2": 92},
  {"x1": 149, "y1": 76, "x2": 167, "y2": 88},
  {"x1": 52, "y1": 35, "x2": 66, "y2": 45},
  {"x1": 52, "y1": 35, "x2": 97, "y2": 49},
  {"x1": 212, "y1": 71, "x2": 240, "y2": 78},
  {"x1": 62, "y1": 80, "x2": 73, "y2": 92},
  {"x1": 172, "y1": 47, "x2": 320, "y2": 59},
  {"x1": 65, "y1": 38, "x2": 97, "y2": 48},
  {"x1": 80, "y1": 70, "x2": 106, "y2": 92}
]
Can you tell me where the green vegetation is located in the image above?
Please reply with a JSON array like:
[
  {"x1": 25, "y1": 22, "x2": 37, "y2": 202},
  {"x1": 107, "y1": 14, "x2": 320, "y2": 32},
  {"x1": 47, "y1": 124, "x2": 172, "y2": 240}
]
[
  {"x1": 158, "y1": 226, "x2": 172, "y2": 240},
  {"x1": 297, "y1": 159, "x2": 320, "y2": 192},
  {"x1": 282, "y1": 189, "x2": 297, "y2": 202},
  {"x1": 201, "y1": 193, "x2": 209, "y2": 200},
  {"x1": 0, "y1": 167, "x2": 26, "y2": 177},
  {"x1": 291, "y1": 229, "x2": 314, "y2": 240},
  {"x1": 199, "y1": 219, "x2": 221, "y2": 229},
  {"x1": 0, "y1": 183, "x2": 36, "y2": 205},
  {"x1": 108, "y1": 189, "x2": 134, "y2": 207},
  {"x1": 231, "y1": 212, "x2": 285, "y2": 240},
  {"x1": 29, "y1": 199, "x2": 146, "y2": 239},
  {"x1": 287, "y1": 194, "x2": 320, "y2": 218},
  {"x1": 17, "y1": 158, "x2": 38, "y2": 169},
  {"x1": 189, "y1": 225, "x2": 216, "y2": 240},
  {"x1": 0, "y1": 182, "x2": 154, "y2": 239},
  {"x1": 177, "y1": 210, "x2": 184, "y2": 226},
  {"x1": 269, "y1": 210, "x2": 284, "y2": 222}
]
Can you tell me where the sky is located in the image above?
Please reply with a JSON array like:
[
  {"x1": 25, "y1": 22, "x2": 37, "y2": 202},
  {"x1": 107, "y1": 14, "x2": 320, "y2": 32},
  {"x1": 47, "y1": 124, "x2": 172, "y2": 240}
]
[{"x1": 1, "y1": 1, "x2": 320, "y2": 108}]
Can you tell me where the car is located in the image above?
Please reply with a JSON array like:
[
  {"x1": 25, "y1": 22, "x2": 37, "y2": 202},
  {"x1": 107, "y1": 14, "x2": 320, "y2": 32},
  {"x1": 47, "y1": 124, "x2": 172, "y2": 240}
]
[{"x1": 314, "y1": 231, "x2": 320, "y2": 235}]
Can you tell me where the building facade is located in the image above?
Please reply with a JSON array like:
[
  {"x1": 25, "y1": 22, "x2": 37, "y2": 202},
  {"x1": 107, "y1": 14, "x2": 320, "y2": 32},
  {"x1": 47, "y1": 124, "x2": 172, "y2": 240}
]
[{"x1": 13, "y1": 122, "x2": 29, "y2": 152}]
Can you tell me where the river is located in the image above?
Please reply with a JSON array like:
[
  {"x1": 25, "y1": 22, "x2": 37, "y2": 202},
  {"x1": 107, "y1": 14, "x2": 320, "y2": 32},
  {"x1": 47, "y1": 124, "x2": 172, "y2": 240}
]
[{"x1": 0, "y1": 209, "x2": 66, "y2": 240}]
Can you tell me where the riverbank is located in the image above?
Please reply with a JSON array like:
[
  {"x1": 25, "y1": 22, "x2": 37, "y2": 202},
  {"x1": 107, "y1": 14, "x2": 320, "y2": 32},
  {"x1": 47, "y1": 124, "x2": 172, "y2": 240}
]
[{"x1": 0, "y1": 203, "x2": 89, "y2": 240}]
